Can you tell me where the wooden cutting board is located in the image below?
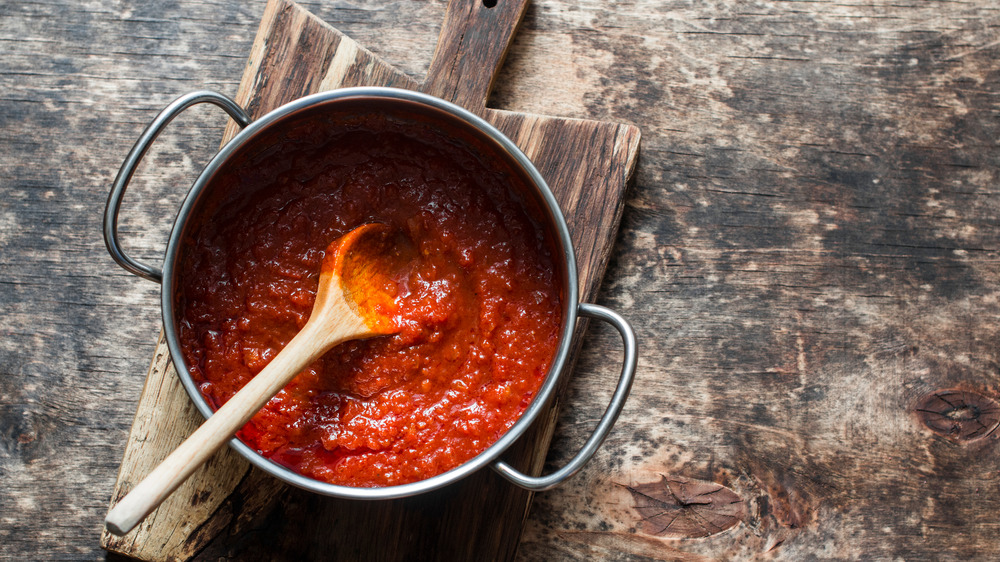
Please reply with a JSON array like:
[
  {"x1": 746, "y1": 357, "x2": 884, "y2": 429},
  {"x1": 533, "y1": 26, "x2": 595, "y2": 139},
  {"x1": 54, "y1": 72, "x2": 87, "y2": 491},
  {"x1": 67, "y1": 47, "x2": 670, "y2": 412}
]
[{"x1": 101, "y1": 0, "x2": 640, "y2": 559}]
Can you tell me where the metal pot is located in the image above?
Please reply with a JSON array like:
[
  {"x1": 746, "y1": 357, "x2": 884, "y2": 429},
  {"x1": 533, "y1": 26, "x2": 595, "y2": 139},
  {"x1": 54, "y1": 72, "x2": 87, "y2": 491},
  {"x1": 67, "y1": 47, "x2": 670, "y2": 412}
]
[{"x1": 103, "y1": 87, "x2": 636, "y2": 499}]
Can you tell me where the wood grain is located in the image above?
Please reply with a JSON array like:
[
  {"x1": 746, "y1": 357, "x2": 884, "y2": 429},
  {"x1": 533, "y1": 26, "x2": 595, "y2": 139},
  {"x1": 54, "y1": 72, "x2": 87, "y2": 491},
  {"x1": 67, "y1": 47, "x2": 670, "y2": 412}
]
[
  {"x1": 5, "y1": 0, "x2": 1000, "y2": 560},
  {"x1": 423, "y1": 0, "x2": 528, "y2": 110},
  {"x1": 100, "y1": 0, "x2": 640, "y2": 559}
]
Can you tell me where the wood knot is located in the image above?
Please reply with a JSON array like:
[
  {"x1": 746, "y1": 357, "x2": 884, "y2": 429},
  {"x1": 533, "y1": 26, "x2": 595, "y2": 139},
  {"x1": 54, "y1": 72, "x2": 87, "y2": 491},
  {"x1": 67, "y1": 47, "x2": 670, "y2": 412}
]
[
  {"x1": 624, "y1": 474, "x2": 744, "y2": 538},
  {"x1": 916, "y1": 389, "x2": 1000, "y2": 442}
]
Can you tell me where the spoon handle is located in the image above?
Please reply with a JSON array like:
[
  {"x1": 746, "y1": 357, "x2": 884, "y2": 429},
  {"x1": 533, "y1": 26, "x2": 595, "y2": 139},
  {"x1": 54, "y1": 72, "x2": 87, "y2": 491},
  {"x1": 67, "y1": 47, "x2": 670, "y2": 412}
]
[
  {"x1": 106, "y1": 223, "x2": 393, "y2": 536},
  {"x1": 104, "y1": 322, "x2": 331, "y2": 536}
]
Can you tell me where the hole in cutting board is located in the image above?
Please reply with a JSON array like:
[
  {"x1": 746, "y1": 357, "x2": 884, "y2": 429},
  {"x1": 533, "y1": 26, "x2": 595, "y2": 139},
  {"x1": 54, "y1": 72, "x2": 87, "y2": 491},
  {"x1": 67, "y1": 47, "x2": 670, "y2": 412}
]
[{"x1": 483, "y1": 0, "x2": 497, "y2": 8}]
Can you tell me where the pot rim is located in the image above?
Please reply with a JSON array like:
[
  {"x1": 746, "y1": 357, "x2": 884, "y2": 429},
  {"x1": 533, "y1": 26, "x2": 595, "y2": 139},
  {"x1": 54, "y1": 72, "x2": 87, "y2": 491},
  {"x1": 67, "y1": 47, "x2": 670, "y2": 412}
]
[{"x1": 160, "y1": 86, "x2": 580, "y2": 499}]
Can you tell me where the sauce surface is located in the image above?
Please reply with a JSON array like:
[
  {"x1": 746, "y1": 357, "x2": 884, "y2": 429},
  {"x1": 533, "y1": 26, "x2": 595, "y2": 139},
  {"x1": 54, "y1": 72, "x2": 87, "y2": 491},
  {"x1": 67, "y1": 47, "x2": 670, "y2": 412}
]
[{"x1": 177, "y1": 107, "x2": 563, "y2": 487}]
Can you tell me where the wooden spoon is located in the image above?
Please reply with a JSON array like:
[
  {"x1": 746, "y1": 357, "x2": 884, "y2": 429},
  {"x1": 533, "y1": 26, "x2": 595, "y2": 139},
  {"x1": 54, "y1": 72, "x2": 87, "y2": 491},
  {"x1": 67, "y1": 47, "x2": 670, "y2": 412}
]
[{"x1": 106, "y1": 223, "x2": 411, "y2": 536}]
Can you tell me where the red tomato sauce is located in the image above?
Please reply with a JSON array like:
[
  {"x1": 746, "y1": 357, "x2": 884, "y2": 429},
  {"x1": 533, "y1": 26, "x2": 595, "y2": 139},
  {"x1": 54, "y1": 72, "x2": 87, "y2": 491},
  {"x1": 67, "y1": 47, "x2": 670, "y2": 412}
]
[{"x1": 177, "y1": 105, "x2": 564, "y2": 487}]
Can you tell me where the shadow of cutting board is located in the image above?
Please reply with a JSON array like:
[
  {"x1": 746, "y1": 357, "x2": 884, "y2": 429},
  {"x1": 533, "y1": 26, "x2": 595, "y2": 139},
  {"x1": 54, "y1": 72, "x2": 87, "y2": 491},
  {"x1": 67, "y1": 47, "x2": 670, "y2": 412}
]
[{"x1": 101, "y1": 0, "x2": 640, "y2": 559}]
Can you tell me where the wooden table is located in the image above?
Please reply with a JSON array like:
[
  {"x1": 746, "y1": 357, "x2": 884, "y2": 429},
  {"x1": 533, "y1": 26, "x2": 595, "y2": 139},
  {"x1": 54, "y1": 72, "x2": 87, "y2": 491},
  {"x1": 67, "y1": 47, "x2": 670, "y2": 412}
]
[{"x1": 3, "y1": 0, "x2": 1000, "y2": 559}]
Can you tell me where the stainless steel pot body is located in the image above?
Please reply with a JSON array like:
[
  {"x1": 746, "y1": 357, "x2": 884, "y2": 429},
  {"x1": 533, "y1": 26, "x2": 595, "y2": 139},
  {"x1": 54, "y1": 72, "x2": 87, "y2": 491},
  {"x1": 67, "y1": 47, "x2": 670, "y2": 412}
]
[{"x1": 104, "y1": 87, "x2": 636, "y2": 499}]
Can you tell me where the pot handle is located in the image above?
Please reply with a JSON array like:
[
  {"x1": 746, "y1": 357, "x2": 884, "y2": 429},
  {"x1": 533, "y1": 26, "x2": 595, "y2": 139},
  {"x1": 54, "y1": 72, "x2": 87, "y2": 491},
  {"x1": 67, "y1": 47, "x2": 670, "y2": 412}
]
[
  {"x1": 103, "y1": 90, "x2": 252, "y2": 283},
  {"x1": 493, "y1": 303, "x2": 637, "y2": 491}
]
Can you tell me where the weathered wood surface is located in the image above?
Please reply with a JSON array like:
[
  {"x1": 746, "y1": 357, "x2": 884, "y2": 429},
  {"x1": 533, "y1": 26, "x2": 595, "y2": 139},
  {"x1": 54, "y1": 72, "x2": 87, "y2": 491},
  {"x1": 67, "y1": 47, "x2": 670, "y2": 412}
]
[
  {"x1": 3, "y1": 0, "x2": 1000, "y2": 560},
  {"x1": 100, "y1": 0, "x2": 640, "y2": 559}
]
